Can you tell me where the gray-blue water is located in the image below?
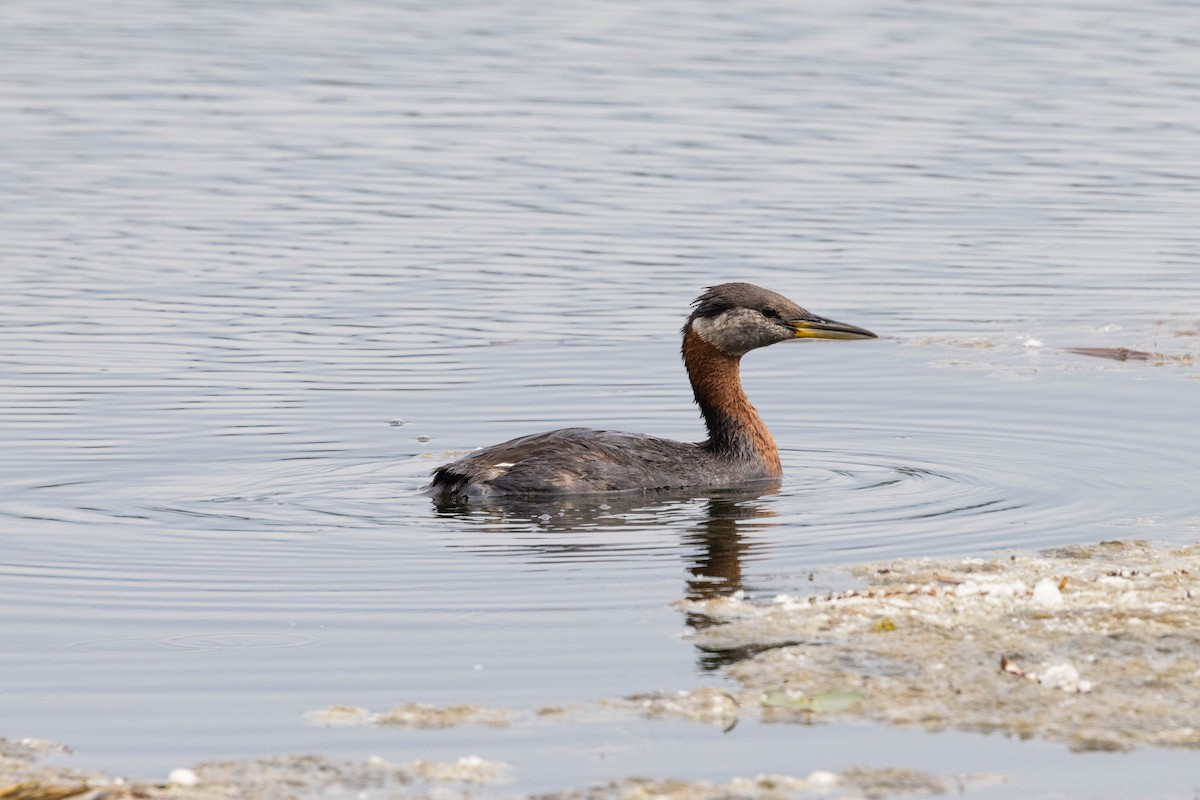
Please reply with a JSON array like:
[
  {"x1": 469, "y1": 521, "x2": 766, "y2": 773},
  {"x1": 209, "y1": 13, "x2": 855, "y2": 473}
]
[{"x1": 2, "y1": 0, "x2": 1199, "y2": 796}]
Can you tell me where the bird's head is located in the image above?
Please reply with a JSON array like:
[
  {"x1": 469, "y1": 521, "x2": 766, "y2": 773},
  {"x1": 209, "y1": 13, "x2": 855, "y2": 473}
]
[{"x1": 685, "y1": 282, "x2": 876, "y2": 357}]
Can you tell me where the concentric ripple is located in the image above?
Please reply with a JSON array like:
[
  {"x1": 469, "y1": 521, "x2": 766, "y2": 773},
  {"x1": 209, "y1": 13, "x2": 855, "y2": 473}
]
[{"x1": 58, "y1": 632, "x2": 323, "y2": 654}]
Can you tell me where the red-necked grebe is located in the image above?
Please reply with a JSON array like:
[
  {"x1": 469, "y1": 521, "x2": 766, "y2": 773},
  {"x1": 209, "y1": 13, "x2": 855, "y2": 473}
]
[{"x1": 426, "y1": 283, "x2": 876, "y2": 497}]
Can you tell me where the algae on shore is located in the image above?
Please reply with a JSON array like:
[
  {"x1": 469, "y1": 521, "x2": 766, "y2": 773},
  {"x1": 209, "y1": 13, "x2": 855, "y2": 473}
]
[
  {"x1": 308, "y1": 541, "x2": 1200, "y2": 752},
  {"x1": 0, "y1": 744, "x2": 511, "y2": 800},
  {"x1": 1, "y1": 739, "x2": 970, "y2": 800},
  {"x1": 678, "y1": 539, "x2": 1200, "y2": 751}
]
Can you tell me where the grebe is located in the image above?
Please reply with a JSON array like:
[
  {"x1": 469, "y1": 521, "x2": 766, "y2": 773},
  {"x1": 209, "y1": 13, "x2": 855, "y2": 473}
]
[{"x1": 426, "y1": 283, "x2": 876, "y2": 497}]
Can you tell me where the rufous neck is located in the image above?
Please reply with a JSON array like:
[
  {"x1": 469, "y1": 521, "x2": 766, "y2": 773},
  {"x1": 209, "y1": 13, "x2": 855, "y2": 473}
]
[{"x1": 682, "y1": 327, "x2": 781, "y2": 475}]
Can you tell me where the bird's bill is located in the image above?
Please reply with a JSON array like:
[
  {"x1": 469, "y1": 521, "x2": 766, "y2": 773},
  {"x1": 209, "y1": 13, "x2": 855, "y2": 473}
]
[{"x1": 789, "y1": 316, "x2": 877, "y2": 340}]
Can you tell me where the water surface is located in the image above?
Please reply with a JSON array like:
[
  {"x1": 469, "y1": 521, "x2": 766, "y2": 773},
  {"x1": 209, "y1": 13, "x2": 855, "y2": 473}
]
[{"x1": 2, "y1": 0, "x2": 1199, "y2": 796}]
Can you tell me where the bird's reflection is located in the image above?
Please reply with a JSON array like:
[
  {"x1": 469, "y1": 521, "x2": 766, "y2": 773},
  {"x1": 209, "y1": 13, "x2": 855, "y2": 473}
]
[
  {"x1": 431, "y1": 485, "x2": 785, "y2": 671},
  {"x1": 678, "y1": 491, "x2": 805, "y2": 671}
]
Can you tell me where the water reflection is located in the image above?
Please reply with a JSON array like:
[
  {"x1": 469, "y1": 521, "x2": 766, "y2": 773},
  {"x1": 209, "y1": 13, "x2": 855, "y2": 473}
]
[
  {"x1": 432, "y1": 487, "x2": 774, "y2": 565},
  {"x1": 432, "y1": 486, "x2": 793, "y2": 670},
  {"x1": 677, "y1": 491, "x2": 818, "y2": 671}
]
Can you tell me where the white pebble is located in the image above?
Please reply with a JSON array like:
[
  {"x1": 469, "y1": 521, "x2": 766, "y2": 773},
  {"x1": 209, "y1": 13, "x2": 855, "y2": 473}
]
[
  {"x1": 1038, "y1": 663, "x2": 1092, "y2": 693},
  {"x1": 168, "y1": 768, "x2": 199, "y2": 787},
  {"x1": 1024, "y1": 338, "x2": 1044, "y2": 348},
  {"x1": 1031, "y1": 579, "x2": 1064, "y2": 609},
  {"x1": 806, "y1": 770, "x2": 839, "y2": 787}
]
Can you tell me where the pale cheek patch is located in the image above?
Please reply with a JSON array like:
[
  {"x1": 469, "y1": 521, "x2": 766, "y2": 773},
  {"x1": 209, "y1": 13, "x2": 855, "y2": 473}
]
[
  {"x1": 689, "y1": 314, "x2": 721, "y2": 345},
  {"x1": 691, "y1": 309, "x2": 764, "y2": 354},
  {"x1": 692, "y1": 311, "x2": 742, "y2": 345}
]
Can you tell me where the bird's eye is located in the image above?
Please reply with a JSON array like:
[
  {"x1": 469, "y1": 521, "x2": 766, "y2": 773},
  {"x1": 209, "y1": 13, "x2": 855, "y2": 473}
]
[{"x1": 761, "y1": 307, "x2": 779, "y2": 319}]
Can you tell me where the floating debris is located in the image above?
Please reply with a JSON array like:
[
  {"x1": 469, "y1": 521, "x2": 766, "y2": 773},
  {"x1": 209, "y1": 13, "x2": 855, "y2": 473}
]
[
  {"x1": 303, "y1": 704, "x2": 379, "y2": 727},
  {"x1": 536, "y1": 767, "x2": 995, "y2": 800},
  {"x1": 0, "y1": 744, "x2": 515, "y2": 800},
  {"x1": 910, "y1": 334, "x2": 1197, "y2": 374},
  {"x1": 1066, "y1": 347, "x2": 1159, "y2": 362},
  {"x1": 377, "y1": 702, "x2": 512, "y2": 728},
  {"x1": 0, "y1": 738, "x2": 981, "y2": 800},
  {"x1": 621, "y1": 687, "x2": 740, "y2": 727},
  {"x1": 1065, "y1": 346, "x2": 1196, "y2": 365},
  {"x1": 306, "y1": 702, "x2": 511, "y2": 729},
  {"x1": 676, "y1": 539, "x2": 1200, "y2": 751},
  {"x1": 399, "y1": 755, "x2": 511, "y2": 785},
  {"x1": 188, "y1": 753, "x2": 510, "y2": 798},
  {"x1": 310, "y1": 687, "x2": 776, "y2": 732},
  {"x1": 307, "y1": 692, "x2": 741, "y2": 731}
]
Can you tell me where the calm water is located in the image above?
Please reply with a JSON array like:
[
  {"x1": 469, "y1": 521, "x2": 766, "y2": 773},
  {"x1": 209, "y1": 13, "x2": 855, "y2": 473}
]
[{"x1": 2, "y1": 0, "x2": 1199, "y2": 796}]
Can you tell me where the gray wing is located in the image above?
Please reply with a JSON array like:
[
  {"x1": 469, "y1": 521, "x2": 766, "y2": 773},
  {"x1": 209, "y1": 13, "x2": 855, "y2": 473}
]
[{"x1": 426, "y1": 428, "x2": 705, "y2": 497}]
